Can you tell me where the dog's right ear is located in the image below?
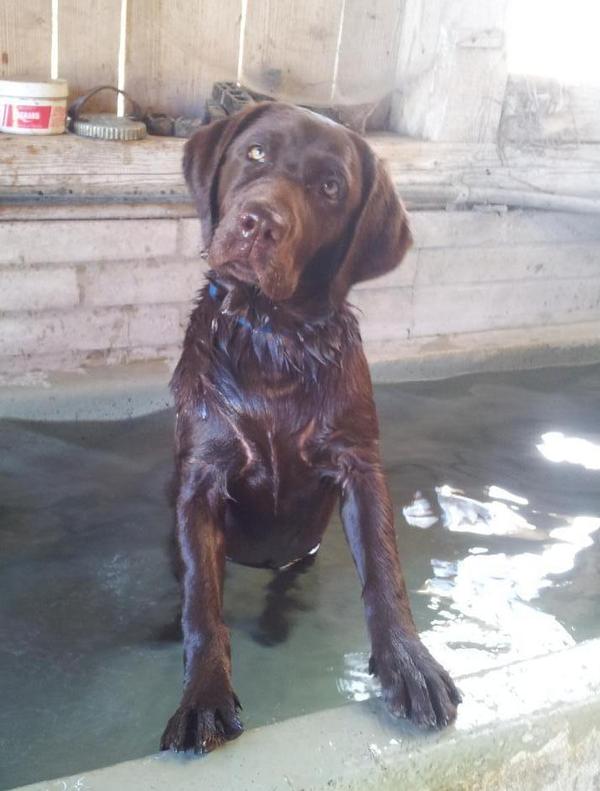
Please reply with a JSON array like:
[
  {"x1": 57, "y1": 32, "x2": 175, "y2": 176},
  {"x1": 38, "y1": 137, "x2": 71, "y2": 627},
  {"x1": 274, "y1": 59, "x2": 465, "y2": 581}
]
[{"x1": 183, "y1": 103, "x2": 271, "y2": 247}]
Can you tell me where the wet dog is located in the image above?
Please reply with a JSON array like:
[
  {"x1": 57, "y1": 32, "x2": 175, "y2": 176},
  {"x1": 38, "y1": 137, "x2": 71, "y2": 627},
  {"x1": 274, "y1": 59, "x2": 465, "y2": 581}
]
[{"x1": 161, "y1": 102, "x2": 461, "y2": 753}]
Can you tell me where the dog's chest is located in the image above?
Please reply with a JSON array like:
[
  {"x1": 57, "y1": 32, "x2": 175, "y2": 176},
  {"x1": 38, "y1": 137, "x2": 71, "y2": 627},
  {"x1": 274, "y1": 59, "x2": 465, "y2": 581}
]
[
  {"x1": 223, "y1": 387, "x2": 323, "y2": 507},
  {"x1": 235, "y1": 392, "x2": 318, "y2": 466}
]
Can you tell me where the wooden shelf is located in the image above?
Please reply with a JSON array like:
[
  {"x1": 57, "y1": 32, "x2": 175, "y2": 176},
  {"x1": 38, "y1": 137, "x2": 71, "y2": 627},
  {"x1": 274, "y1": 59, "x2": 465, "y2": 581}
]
[{"x1": 1, "y1": 131, "x2": 599, "y2": 219}]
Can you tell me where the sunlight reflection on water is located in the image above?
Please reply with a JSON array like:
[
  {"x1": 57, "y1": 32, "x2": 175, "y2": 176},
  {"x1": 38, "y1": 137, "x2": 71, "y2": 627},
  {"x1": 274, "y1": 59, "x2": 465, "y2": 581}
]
[
  {"x1": 397, "y1": 439, "x2": 600, "y2": 678},
  {"x1": 537, "y1": 432, "x2": 600, "y2": 471},
  {"x1": 340, "y1": 422, "x2": 600, "y2": 700}
]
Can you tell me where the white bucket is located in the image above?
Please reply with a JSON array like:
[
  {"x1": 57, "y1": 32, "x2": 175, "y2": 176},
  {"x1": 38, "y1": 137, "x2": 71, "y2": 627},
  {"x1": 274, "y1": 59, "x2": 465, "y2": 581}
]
[{"x1": 0, "y1": 78, "x2": 68, "y2": 135}]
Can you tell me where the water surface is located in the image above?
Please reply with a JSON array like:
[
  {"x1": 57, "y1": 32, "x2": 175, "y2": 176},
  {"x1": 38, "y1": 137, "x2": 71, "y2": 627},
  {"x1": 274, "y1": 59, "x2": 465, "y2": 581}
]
[{"x1": 1, "y1": 364, "x2": 599, "y2": 788}]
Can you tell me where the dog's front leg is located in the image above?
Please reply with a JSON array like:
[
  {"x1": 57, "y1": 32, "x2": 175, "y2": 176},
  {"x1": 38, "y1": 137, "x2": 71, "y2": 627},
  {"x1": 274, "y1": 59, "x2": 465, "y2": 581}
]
[
  {"x1": 161, "y1": 462, "x2": 243, "y2": 753},
  {"x1": 338, "y1": 445, "x2": 461, "y2": 729}
]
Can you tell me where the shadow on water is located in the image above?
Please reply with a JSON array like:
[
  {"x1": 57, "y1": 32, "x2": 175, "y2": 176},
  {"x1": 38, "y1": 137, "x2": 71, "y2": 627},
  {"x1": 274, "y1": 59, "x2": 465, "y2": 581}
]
[{"x1": 1, "y1": 363, "x2": 600, "y2": 788}]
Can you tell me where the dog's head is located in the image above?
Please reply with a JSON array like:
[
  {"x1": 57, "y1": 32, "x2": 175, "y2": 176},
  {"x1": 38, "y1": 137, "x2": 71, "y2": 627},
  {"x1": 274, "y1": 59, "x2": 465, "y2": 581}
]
[{"x1": 183, "y1": 102, "x2": 411, "y2": 305}]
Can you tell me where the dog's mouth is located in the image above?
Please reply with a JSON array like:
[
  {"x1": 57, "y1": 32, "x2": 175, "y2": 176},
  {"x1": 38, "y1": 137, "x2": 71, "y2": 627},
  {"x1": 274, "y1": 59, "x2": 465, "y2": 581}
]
[
  {"x1": 215, "y1": 257, "x2": 258, "y2": 284},
  {"x1": 209, "y1": 245, "x2": 298, "y2": 302},
  {"x1": 208, "y1": 243, "x2": 266, "y2": 289}
]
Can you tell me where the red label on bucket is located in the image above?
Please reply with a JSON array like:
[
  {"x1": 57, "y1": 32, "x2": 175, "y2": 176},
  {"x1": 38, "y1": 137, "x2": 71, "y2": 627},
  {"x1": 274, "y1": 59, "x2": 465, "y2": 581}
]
[{"x1": 15, "y1": 104, "x2": 52, "y2": 129}]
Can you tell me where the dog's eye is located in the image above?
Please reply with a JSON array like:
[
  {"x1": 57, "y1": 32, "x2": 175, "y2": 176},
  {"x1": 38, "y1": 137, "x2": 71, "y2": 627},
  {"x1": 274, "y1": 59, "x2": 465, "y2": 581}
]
[
  {"x1": 247, "y1": 144, "x2": 265, "y2": 163},
  {"x1": 320, "y1": 179, "x2": 340, "y2": 200}
]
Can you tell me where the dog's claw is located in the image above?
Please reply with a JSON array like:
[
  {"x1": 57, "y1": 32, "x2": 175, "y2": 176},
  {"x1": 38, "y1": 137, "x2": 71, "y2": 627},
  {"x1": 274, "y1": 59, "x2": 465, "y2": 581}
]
[
  {"x1": 371, "y1": 638, "x2": 461, "y2": 730},
  {"x1": 161, "y1": 689, "x2": 244, "y2": 754}
]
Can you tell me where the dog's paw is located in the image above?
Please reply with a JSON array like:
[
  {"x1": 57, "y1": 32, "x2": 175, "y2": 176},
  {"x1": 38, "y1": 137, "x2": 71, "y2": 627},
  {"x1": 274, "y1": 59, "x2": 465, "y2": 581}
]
[
  {"x1": 160, "y1": 686, "x2": 243, "y2": 754},
  {"x1": 370, "y1": 637, "x2": 461, "y2": 730}
]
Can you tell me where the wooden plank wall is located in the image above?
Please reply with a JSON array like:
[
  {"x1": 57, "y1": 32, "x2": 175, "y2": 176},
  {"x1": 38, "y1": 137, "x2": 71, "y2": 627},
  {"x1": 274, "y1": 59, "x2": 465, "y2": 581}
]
[
  {"x1": 334, "y1": 0, "x2": 404, "y2": 104},
  {"x1": 0, "y1": 1, "x2": 52, "y2": 80},
  {"x1": 0, "y1": 0, "x2": 404, "y2": 116},
  {"x1": 2, "y1": 1, "x2": 596, "y2": 144},
  {"x1": 241, "y1": 0, "x2": 404, "y2": 106},
  {"x1": 125, "y1": 0, "x2": 240, "y2": 117},
  {"x1": 241, "y1": 0, "x2": 343, "y2": 104},
  {"x1": 390, "y1": 0, "x2": 509, "y2": 142},
  {"x1": 58, "y1": 0, "x2": 122, "y2": 111},
  {"x1": 0, "y1": 0, "x2": 240, "y2": 116}
]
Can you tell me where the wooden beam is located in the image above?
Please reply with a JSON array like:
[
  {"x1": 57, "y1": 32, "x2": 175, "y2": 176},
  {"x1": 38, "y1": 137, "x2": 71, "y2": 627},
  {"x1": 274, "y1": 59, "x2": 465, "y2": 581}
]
[
  {"x1": 391, "y1": 0, "x2": 508, "y2": 142},
  {"x1": 1, "y1": 132, "x2": 599, "y2": 211}
]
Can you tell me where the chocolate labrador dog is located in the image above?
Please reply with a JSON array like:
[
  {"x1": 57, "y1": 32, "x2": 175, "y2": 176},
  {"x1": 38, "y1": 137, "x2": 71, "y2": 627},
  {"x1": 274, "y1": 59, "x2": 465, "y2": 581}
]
[{"x1": 161, "y1": 102, "x2": 461, "y2": 754}]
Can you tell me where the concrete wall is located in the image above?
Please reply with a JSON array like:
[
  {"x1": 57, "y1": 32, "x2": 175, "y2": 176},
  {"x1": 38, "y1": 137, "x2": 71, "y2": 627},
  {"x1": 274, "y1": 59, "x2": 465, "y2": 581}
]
[{"x1": 1, "y1": 209, "x2": 600, "y2": 382}]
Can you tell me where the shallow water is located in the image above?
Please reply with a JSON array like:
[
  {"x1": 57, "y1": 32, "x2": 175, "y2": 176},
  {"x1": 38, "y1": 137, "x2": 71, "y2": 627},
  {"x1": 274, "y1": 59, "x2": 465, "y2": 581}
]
[{"x1": 1, "y1": 364, "x2": 599, "y2": 789}]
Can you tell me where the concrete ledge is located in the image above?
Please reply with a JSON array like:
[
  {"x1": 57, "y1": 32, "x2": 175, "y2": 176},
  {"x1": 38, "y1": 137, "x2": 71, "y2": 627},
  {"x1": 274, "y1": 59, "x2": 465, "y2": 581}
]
[
  {"x1": 14, "y1": 639, "x2": 600, "y2": 791},
  {"x1": 0, "y1": 359, "x2": 174, "y2": 421},
  {"x1": 1, "y1": 321, "x2": 600, "y2": 420},
  {"x1": 367, "y1": 320, "x2": 600, "y2": 383}
]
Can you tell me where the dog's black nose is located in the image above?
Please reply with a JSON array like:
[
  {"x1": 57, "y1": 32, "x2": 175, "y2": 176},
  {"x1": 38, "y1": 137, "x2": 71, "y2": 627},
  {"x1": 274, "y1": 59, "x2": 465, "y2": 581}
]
[{"x1": 239, "y1": 207, "x2": 284, "y2": 244}]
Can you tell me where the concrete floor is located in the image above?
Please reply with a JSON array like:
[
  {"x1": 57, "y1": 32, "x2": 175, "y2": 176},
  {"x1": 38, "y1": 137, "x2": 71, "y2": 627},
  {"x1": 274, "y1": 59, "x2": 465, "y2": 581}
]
[{"x1": 1, "y1": 363, "x2": 600, "y2": 790}]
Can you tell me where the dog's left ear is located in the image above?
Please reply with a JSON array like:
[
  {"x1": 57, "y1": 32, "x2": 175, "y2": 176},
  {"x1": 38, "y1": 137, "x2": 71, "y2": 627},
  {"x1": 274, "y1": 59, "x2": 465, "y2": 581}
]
[{"x1": 331, "y1": 137, "x2": 412, "y2": 304}]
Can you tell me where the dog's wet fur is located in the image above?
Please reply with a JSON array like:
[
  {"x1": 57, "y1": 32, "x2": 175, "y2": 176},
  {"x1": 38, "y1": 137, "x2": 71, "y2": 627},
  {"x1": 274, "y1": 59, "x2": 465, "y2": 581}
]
[{"x1": 160, "y1": 103, "x2": 461, "y2": 754}]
